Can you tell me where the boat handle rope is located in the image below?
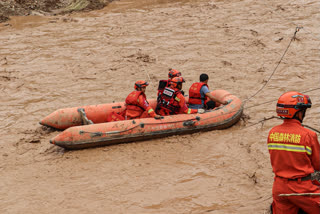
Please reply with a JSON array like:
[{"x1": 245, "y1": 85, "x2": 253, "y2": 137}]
[
  {"x1": 79, "y1": 107, "x2": 249, "y2": 137},
  {"x1": 78, "y1": 99, "x2": 320, "y2": 136},
  {"x1": 79, "y1": 116, "x2": 202, "y2": 136}
]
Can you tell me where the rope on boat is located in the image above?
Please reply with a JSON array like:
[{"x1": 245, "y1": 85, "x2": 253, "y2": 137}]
[
  {"x1": 243, "y1": 27, "x2": 302, "y2": 103},
  {"x1": 78, "y1": 27, "x2": 318, "y2": 136},
  {"x1": 279, "y1": 193, "x2": 320, "y2": 197},
  {"x1": 79, "y1": 116, "x2": 202, "y2": 136},
  {"x1": 78, "y1": 103, "x2": 320, "y2": 135}
]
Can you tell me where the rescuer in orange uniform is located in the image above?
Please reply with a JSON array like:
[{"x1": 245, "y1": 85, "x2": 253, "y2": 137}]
[
  {"x1": 124, "y1": 80, "x2": 161, "y2": 120},
  {"x1": 267, "y1": 91, "x2": 320, "y2": 214},
  {"x1": 156, "y1": 77, "x2": 205, "y2": 115},
  {"x1": 107, "y1": 80, "x2": 161, "y2": 122},
  {"x1": 188, "y1": 73, "x2": 227, "y2": 110},
  {"x1": 157, "y1": 68, "x2": 182, "y2": 98}
]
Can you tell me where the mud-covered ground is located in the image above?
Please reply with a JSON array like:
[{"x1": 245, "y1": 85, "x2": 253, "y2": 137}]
[
  {"x1": 0, "y1": 0, "x2": 112, "y2": 22},
  {"x1": 0, "y1": 0, "x2": 319, "y2": 213}
]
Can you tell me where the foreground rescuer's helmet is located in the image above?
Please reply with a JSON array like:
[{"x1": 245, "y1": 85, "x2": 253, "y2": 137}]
[
  {"x1": 134, "y1": 80, "x2": 149, "y2": 90},
  {"x1": 276, "y1": 91, "x2": 312, "y2": 118},
  {"x1": 168, "y1": 69, "x2": 182, "y2": 79},
  {"x1": 171, "y1": 76, "x2": 185, "y2": 88}
]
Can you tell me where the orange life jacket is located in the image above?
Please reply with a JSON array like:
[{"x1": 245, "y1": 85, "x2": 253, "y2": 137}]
[
  {"x1": 188, "y1": 82, "x2": 209, "y2": 105},
  {"x1": 125, "y1": 91, "x2": 146, "y2": 118},
  {"x1": 156, "y1": 87, "x2": 181, "y2": 115}
]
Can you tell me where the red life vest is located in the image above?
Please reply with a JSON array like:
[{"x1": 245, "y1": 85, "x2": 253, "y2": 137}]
[
  {"x1": 125, "y1": 91, "x2": 146, "y2": 118},
  {"x1": 156, "y1": 87, "x2": 181, "y2": 115},
  {"x1": 188, "y1": 82, "x2": 209, "y2": 105}
]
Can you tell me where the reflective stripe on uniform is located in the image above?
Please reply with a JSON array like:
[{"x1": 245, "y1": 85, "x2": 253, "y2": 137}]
[
  {"x1": 148, "y1": 109, "x2": 154, "y2": 113},
  {"x1": 306, "y1": 146, "x2": 312, "y2": 155},
  {"x1": 268, "y1": 143, "x2": 312, "y2": 155},
  {"x1": 175, "y1": 97, "x2": 180, "y2": 102},
  {"x1": 187, "y1": 108, "x2": 191, "y2": 114}
]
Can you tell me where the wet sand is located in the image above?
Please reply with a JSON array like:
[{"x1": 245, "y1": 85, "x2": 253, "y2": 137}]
[{"x1": 0, "y1": 0, "x2": 319, "y2": 213}]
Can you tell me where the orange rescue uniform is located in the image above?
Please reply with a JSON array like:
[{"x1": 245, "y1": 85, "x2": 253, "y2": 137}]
[
  {"x1": 157, "y1": 87, "x2": 198, "y2": 116},
  {"x1": 125, "y1": 90, "x2": 156, "y2": 119},
  {"x1": 267, "y1": 119, "x2": 320, "y2": 214}
]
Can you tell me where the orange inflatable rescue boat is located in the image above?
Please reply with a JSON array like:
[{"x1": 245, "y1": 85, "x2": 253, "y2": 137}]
[{"x1": 43, "y1": 90, "x2": 243, "y2": 149}]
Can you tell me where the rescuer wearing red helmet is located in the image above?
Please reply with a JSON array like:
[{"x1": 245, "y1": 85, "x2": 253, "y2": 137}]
[
  {"x1": 157, "y1": 68, "x2": 182, "y2": 99},
  {"x1": 188, "y1": 73, "x2": 228, "y2": 110},
  {"x1": 124, "y1": 80, "x2": 161, "y2": 120},
  {"x1": 107, "y1": 80, "x2": 161, "y2": 122},
  {"x1": 156, "y1": 76, "x2": 205, "y2": 115},
  {"x1": 267, "y1": 91, "x2": 320, "y2": 214}
]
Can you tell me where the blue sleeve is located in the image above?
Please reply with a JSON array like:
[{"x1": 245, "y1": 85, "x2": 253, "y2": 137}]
[{"x1": 200, "y1": 86, "x2": 210, "y2": 97}]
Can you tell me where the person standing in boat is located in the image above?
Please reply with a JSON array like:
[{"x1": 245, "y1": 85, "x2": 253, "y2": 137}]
[
  {"x1": 188, "y1": 73, "x2": 227, "y2": 110},
  {"x1": 156, "y1": 76, "x2": 204, "y2": 116},
  {"x1": 157, "y1": 68, "x2": 183, "y2": 99},
  {"x1": 267, "y1": 91, "x2": 320, "y2": 214},
  {"x1": 107, "y1": 80, "x2": 161, "y2": 122}
]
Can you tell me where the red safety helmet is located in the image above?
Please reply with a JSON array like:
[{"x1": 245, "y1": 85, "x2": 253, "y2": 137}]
[
  {"x1": 134, "y1": 80, "x2": 149, "y2": 90},
  {"x1": 171, "y1": 76, "x2": 185, "y2": 88},
  {"x1": 168, "y1": 69, "x2": 182, "y2": 79},
  {"x1": 276, "y1": 91, "x2": 312, "y2": 118}
]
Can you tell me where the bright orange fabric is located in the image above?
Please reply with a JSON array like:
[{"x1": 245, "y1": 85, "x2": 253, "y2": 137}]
[
  {"x1": 267, "y1": 119, "x2": 320, "y2": 213},
  {"x1": 268, "y1": 119, "x2": 320, "y2": 178},
  {"x1": 125, "y1": 91, "x2": 156, "y2": 119},
  {"x1": 176, "y1": 93, "x2": 198, "y2": 114},
  {"x1": 272, "y1": 177, "x2": 320, "y2": 214},
  {"x1": 188, "y1": 82, "x2": 209, "y2": 105},
  {"x1": 106, "y1": 111, "x2": 125, "y2": 122},
  {"x1": 157, "y1": 91, "x2": 197, "y2": 116}
]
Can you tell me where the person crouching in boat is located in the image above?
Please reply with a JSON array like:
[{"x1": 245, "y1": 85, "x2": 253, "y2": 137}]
[
  {"x1": 125, "y1": 80, "x2": 161, "y2": 120},
  {"x1": 188, "y1": 73, "x2": 227, "y2": 110},
  {"x1": 107, "y1": 80, "x2": 161, "y2": 122},
  {"x1": 157, "y1": 68, "x2": 183, "y2": 100},
  {"x1": 156, "y1": 77, "x2": 205, "y2": 116}
]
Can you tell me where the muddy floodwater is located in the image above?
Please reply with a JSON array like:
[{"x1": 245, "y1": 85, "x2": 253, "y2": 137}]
[{"x1": 0, "y1": 0, "x2": 319, "y2": 213}]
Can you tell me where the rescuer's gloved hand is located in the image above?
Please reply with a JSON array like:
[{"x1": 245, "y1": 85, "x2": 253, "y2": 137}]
[{"x1": 198, "y1": 109, "x2": 205, "y2": 114}]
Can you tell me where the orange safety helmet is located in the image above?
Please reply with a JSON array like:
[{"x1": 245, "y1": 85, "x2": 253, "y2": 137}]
[
  {"x1": 170, "y1": 76, "x2": 185, "y2": 88},
  {"x1": 276, "y1": 91, "x2": 312, "y2": 118},
  {"x1": 134, "y1": 80, "x2": 149, "y2": 90},
  {"x1": 168, "y1": 69, "x2": 182, "y2": 79}
]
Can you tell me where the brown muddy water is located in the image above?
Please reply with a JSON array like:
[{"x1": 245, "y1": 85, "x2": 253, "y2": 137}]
[{"x1": 0, "y1": 0, "x2": 319, "y2": 213}]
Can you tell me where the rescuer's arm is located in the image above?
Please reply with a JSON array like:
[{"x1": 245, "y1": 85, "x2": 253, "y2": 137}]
[
  {"x1": 138, "y1": 95, "x2": 160, "y2": 118},
  {"x1": 176, "y1": 94, "x2": 198, "y2": 114}
]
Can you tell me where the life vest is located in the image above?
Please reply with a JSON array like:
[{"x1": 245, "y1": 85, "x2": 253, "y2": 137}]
[
  {"x1": 188, "y1": 82, "x2": 209, "y2": 105},
  {"x1": 156, "y1": 87, "x2": 181, "y2": 115},
  {"x1": 125, "y1": 91, "x2": 146, "y2": 118}
]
